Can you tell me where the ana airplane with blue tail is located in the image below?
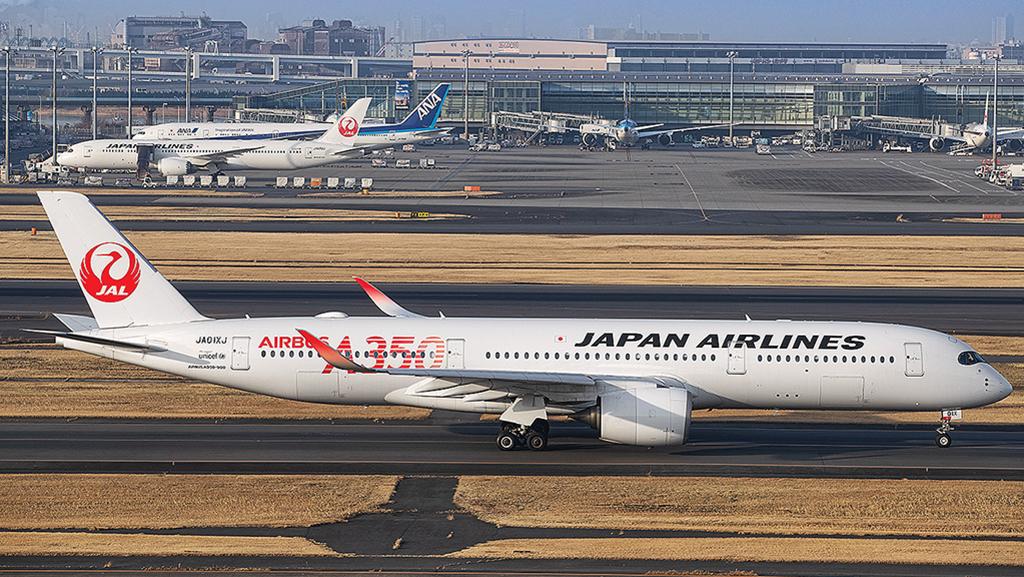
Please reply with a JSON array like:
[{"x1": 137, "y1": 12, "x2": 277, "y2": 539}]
[{"x1": 131, "y1": 83, "x2": 451, "y2": 148}]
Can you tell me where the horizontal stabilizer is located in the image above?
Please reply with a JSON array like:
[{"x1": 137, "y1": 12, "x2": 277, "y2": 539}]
[
  {"x1": 23, "y1": 329, "x2": 161, "y2": 351},
  {"x1": 53, "y1": 313, "x2": 99, "y2": 332}
]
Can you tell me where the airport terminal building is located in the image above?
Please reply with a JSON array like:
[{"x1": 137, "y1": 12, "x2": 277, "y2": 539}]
[
  {"x1": 8, "y1": 37, "x2": 1024, "y2": 135},
  {"x1": 239, "y1": 38, "x2": 1024, "y2": 133}
]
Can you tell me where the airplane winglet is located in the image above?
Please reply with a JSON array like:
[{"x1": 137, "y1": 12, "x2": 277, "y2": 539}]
[
  {"x1": 354, "y1": 277, "x2": 425, "y2": 318},
  {"x1": 296, "y1": 328, "x2": 374, "y2": 373}
]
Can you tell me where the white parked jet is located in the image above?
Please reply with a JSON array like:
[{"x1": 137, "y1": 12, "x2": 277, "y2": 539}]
[
  {"x1": 56, "y1": 98, "x2": 372, "y2": 177},
  {"x1": 33, "y1": 191, "x2": 1012, "y2": 450},
  {"x1": 131, "y1": 84, "x2": 452, "y2": 149}
]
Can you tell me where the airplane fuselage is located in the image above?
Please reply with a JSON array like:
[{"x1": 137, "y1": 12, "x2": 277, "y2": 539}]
[
  {"x1": 58, "y1": 317, "x2": 1010, "y2": 414},
  {"x1": 131, "y1": 123, "x2": 445, "y2": 148},
  {"x1": 57, "y1": 139, "x2": 356, "y2": 173}
]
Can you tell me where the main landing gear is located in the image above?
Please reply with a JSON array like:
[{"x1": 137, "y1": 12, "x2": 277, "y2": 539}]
[
  {"x1": 496, "y1": 420, "x2": 549, "y2": 451},
  {"x1": 935, "y1": 414, "x2": 955, "y2": 448}
]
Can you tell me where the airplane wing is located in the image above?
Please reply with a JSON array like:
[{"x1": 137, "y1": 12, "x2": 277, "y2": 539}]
[
  {"x1": 296, "y1": 328, "x2": 688, "y2": 409},
  {"x1": 995, "y1": 128, "x2": 1024, "y2": 142},
  {"x1": 187, "y1": 144, "x2": 267, "y2": 165},
  {"x1": 636, "y1": 122, "x2": 734, "y2": 139}
]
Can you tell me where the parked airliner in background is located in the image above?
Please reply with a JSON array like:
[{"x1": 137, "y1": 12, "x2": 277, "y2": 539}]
[
  {"x1": 33, "y1": 192, "x2": 1011, "y2": 450},
  {"x1": 132, "y1": 83, "x2": 451, "y2": 148},
  {"x1": 862, "y1": 93, "x2": 1024, "y2": 153},
  {"x1": 56, "y1": 98, "x2": 371, "y2": 177}
]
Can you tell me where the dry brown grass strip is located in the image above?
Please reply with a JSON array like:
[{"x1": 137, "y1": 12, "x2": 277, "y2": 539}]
[
  {"x1": 8, "y1": 231, "x2": 1024, "y2": 286},
  {"x1": 0, "y1": 346, "x2": 429, "y2": 419},
  {"x1": 0, "y1": 532, "x2": 336, "y2": 557},
  {"x1": 449, "y1": 537, "x2": 1024, "y2": 566},
  {"x1": 0, "y1": 474, "x2": 396, "y2": 530},
  {"x1": 455, "y1": 476, "x2": 1024, "y2": 538}
]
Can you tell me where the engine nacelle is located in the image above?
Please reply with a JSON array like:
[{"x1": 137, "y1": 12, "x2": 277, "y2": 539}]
[
  {"x1": 582, "y1": 133, "x2": 600, "y2": 147},
  {"x1": 658, "y1": 133, "x2": 673, "y2": 146},
  {"x1": 577, "y1": 387, "x2": 691, "y2": 446},
  {"x1": 929, "y1": 137, "x2": 945, "y2": 152},
  {"x1": 157, "y1": 157, "x2": 196, "y2": 177},
  {"x1": 1006, "y1": 139, "x2": 1024, "y2": 153}
]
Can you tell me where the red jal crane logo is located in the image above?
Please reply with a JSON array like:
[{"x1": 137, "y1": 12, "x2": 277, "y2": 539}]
[
  {"x1": 79, "y1": 242, "x2": 141, "y2": 302},
  {"x1": 338, "y1": 116, "x2": 359, "y2": 138}
]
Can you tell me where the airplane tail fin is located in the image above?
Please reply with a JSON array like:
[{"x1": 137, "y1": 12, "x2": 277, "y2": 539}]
[
  {"x1": 394, "y1": 83, "x2": 450, "y2": 131},
  {"x1": 37, "y1": 191, "x2": 208, "y2": 328},
  {"x1": 316, "y1": 97, "x2": 371, "y2": 146},
  {"x1": 984, "y1": 91, "x2": 990, "y2": 127}
]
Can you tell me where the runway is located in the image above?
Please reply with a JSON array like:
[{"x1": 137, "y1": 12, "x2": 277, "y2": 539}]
[
  {"x1": 5, "y1": 281, "x2": 1024, "y2": 337},
  {"x1": 2, "y1": 419, "x2": 1022, "y2": 479}
]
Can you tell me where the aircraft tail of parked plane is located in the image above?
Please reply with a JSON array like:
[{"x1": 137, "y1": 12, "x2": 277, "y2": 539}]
[
  {"x1": 391, "y1": 83, "x2": 450, "y2": 132},
  {"x1": 37, "y1": 191, "x2": 208, "y2": 328},
  {"x1": 315, "y1": 97, "x2": 371, "y2": 146}
]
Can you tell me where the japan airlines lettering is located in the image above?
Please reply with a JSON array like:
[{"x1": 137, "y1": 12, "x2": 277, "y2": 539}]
[{"x1": 574, "y1": 332, "x2": 867, "y2": 350}]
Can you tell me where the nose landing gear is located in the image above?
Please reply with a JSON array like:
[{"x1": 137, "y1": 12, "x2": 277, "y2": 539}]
[{"x1": 935, "y1": 414, "x2": 955, "y2": 448}]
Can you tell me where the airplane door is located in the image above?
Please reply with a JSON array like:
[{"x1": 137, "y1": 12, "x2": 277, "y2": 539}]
[
  {"x1": 304, "y1": 146, "x2": 314, "y2": 159},
  {"x1": 231, "y1": 336, "x2": 250, "y2": 370},
  {"x1": 727, "y1": 347, "x2": 746, "y2": 375},
  {"x1": 904, "y1": 342, "x2": 924, "y2": 377},
  {"x1": 136, "y1": 144, "x2": 154, "y2": 177},
  {"x1": 446, "y1": 339, "x2": 465, "y2": 369}
]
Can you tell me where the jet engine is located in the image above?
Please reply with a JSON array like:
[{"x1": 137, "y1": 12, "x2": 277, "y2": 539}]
[
  {"x1": 157, "y1": 157, "x2": 196, "y2": 177},
  {"x1": 658, "y1": 133, "x2": 673, "y2": 146},
  {"x1": 582, "y1": 133, "x2": 600, "y2": 147},
  {"x1": 575, "y1": 387, "x2": 691, "y2": 446},
  {"x1": 929, "y1": 137, "x2": 945, "y2": 152},
  {"x1": 1006, "y1": 139, "x2": 1024, "y2": 153}
]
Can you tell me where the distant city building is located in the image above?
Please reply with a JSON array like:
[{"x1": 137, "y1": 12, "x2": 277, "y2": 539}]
[
  {"x1": 278, "y1": 19, "x2": 385, "y2": 56},
  {"x1": 112, "y1": 16, "x2": 247, "y2": 52},
  {"x1": 579, "y1": 24, "x2": 709, "y2": 42},
  {"x1": 994, "y1": 14, "x2": 1015, "y2": 44}
]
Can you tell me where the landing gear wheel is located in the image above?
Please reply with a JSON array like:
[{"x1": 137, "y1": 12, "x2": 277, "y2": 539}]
[
  {"x1": 496, "y1": 432, "x2": 518, "y2": 451},
  {"x1": 935, "y1": 414, "x2": 955, "y2": 448},
  {"x1": 935, "y1": 433, "x2": 952, "y2": 448},
  {"x1": 525, "y1": 431, "x2": 548, "y2": 451}
]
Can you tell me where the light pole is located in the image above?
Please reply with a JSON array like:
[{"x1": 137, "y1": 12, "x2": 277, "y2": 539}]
[
  {"x1": 49, "y1": 45, "x2": 64, "y2": 162},
  {"x1": 126, "y1": 46, "x2": 138, "y2": 137},
  {"x1": 726, "y1": 51, "x2": 738, "y2": 145},
  {"x1": 461, "y1": 49, "x2": 471, "y2": 141},
  {"x1": 2, "y1": 46, "x2": 13, "y2": 184},
  {"x1": 992, "y1": 54, "x2": 1001, "y2": 170},
  {"x1": 184, "y1": 46, "x2": 192, "y2": 122},
  {"x1": 90, "y1": 46, "x2": 102, "y2": 140}
]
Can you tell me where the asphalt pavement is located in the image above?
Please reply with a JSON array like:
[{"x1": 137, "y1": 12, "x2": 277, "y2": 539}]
[{"x1": 5, "y1": 281, "x2": 1024, "y2": 337}]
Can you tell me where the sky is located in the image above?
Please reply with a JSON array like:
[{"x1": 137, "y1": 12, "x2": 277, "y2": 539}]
[{"x1": 0, "y1": 0, "x2": 1021, "y2": 45}]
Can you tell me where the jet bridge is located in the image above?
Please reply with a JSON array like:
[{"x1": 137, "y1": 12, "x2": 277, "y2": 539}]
[
  {"x1": 492, "y1": 110, "x2": 596, "y2": 144},
  {"x1": 823, "y1": 114, "x2": 970, "y2": 153}
]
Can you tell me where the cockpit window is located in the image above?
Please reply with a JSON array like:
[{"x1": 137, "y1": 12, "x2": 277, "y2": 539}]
[{"x1": 958, "y1": 351, "x2": 986, "y2": 366}]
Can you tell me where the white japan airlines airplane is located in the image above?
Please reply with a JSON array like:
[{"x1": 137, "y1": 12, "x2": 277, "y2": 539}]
[
  {"x1": 33, "y1": 192, "x2": 1012, "y2": 450},
  {"x1": 56, "y1": 98, "x2": 372, "y2": 177}
]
